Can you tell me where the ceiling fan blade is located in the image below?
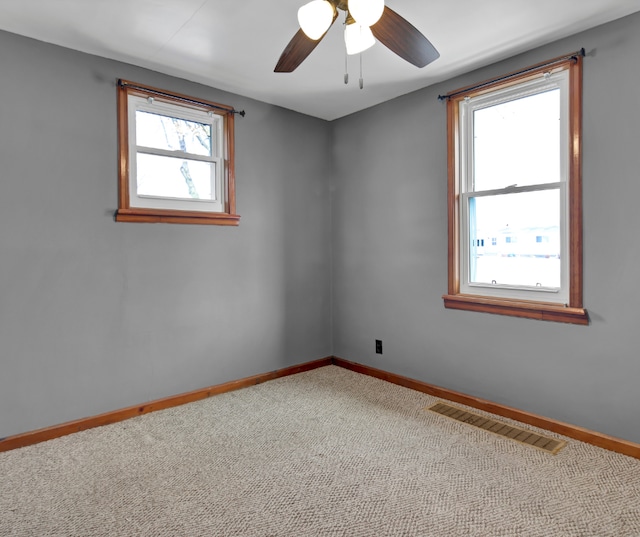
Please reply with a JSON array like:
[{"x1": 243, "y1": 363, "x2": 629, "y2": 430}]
[
  {"x1": 371, "y1": 6, "x2": 439, "y2": 68},
  {"x1": 274, "y1": 11, "x2": 338, "y2": 73}
]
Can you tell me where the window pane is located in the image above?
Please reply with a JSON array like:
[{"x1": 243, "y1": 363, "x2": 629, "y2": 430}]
[
  {"x1": 136, "y1": 111, "x2": 212, "y2": 156},
  {"x1": 136, "y1": 153, "x2": 215, "y2": 201},
  {"x1": 469, "y1": 189, "x2": 560, "y2": 288},
  {"x1": 473, "y1": 89, "x2": 560, "y2": 191}
]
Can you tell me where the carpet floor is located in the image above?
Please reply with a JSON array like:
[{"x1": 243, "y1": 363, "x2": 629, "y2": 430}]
[{"x1": 1, "y1": 365, "x2": 639, "y2": 536}]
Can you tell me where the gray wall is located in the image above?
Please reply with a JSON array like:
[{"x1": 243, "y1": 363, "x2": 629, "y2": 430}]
[
  {"x1": 0, "y1": 31, "x2": 332, "y2": 438},
  {"x1": 331, "y1": 12, "x2": 640, "y2": 444},
  {"x1": 3, "y1": 11, "x2": 640, "y2": 446}
]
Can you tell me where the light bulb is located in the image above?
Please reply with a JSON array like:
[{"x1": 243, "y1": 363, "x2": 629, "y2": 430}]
[
  {"x1": 298, "y1": 0, "x2": 334, "y2": 40},
  {"x1": 348, "y1": 0, "x2": 384, "y2": 27},
  {"x1": 344, "y1": 23, "x2": 375, "y2": 55}
]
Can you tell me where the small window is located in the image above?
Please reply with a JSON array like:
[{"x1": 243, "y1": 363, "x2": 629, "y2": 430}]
[
  {"x1": 443, "y1": 53, "x2": 587, "y2": 324},
  {"x1": 116, "y1": 80, "x2": 240, "y2": 225}
]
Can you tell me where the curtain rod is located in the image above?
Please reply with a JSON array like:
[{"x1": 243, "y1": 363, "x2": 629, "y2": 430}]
[
  {"x1": 118, "y1": 79, "x2": 246, "y2": 117},
  {"x1": 437, "y1": 48, "x2": 585, "y2": 102}
]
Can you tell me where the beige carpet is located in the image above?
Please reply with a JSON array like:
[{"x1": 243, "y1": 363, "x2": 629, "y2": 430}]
[{"x1": 1, "y1": 365, "x2": 639, "y2": 536}]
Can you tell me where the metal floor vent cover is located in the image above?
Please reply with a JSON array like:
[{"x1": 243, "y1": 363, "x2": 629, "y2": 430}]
[{"x1": 427, "y1": 402, "x2": 566, "y2": 455}]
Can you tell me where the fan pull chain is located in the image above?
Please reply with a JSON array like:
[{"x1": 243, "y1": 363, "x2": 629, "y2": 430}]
[
  {"x1": 344, "y1": 51, "x2": 349, "y2": 85},
  {"x1": 359, "y1": 54, "x2": 364, "y2": 89},
  {"x1": 343, "y1": 12, "x2": 349, "y2": 85}
]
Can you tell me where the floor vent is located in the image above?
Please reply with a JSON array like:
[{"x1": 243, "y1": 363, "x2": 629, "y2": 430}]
[{"x1": 427, "y1": 402, "x2": 566, "y2": 455}]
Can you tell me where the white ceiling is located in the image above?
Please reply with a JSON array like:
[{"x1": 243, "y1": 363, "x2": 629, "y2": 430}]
[{"x1": 0, "y1": 1, "x2": 638, "y2": 120}]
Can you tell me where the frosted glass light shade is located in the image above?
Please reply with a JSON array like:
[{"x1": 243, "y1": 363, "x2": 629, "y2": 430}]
[
  {"x1": 344, "y1": 23, "x2": 375, "y2": 55},
  {"x1": 298, "y1": 0, "x2": 334, "y2": 40},
  {"x1": 348, "y1": 0, "x2": 384, "y2": 27}
]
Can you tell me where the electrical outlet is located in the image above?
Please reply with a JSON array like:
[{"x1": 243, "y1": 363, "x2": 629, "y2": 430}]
[{"x1": 375, "y1": 339, "x2": 383, "y2": 354}]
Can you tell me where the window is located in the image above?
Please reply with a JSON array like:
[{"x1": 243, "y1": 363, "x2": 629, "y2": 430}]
[
  {"x1": 443, "y1": 53, "x2": 588, "y2": 324},
  {"x1": 116, "y1": 80, "x2": 240, "y2": 225}
]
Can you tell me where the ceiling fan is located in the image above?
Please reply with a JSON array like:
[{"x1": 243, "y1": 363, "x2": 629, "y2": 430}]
[{"x1": 274, "y1": 0, "x2": 440, "y2": 73}]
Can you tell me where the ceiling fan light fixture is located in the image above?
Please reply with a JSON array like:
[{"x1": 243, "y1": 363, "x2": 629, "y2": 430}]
[
  {"x1": 276, "y1": 1, "x2": 440, "y2": 74},
  {"x1": 298, "y1": 0, "x2": 335, "y2": 40},
  {"x1": 348, "y1": 0, "x2": 384, "y2": 27},
  {"x1": 344, "y1": 22, "x2": 375, "y2": 55}
]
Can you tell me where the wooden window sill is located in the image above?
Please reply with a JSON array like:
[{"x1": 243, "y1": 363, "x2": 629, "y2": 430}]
[
  {"x1": 115, "y1": 208, "x2": 240, "y2": 226},
  {"x1": 443, "y1": 294, "x2": 589, "y2": 325}
]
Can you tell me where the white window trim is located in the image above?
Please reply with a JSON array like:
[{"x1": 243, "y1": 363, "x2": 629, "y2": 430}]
[
  {"x1": 128, "y1": 95, "x2": 225, "y2": 214},
  {"x1": 457, "y1": 71, "x2": 570, "y2": 304}
]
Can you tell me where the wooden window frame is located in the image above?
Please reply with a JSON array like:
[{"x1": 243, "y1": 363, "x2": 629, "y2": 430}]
[
  {"x1": 116, "y1": 80, "x2": 240, "y2": 226},
  {"x1": 443, "y1": 54, "x2": 588, "y2": 325}
]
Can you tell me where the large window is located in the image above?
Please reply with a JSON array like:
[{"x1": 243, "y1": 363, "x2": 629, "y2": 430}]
[
  {"x1": 443, "y1": 53, "x2": 588, "y2": 324},
  {"x1": 116, "y1": 80, "x2": 240, "y2": 225}
]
